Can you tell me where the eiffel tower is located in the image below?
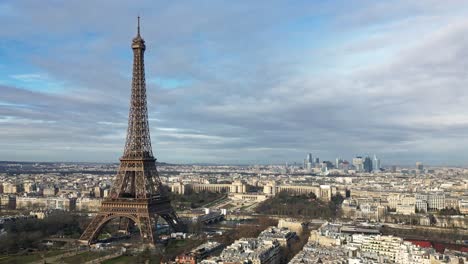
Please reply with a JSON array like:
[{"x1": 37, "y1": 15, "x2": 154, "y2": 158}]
[{"x1": 79, "y1": 17, "x2": 184, "y2": 246}]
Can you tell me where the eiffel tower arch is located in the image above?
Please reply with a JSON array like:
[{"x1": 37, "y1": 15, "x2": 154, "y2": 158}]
[{"x1": 79, "y1": 17, "x2": 184, "y2": 246}]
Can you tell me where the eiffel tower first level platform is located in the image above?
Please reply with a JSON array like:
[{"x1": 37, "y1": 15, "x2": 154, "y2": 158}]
[{"x1": 79, "y1": 17, "x2": 184, "y2": 246}]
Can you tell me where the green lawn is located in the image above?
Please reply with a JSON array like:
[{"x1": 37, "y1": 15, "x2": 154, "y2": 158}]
[
  {"x1": 171, "y1": 191, "x2": 226, "y2": 209},
  {"x1": 102, "y1": 253, "x2": 162, "y2": 264},
  {"x1": 61, "y1": 251, "x2": 109, "y2": 264},
  {"x1": 221, "y1": 203, "x2": 235, "y2": 209},
  {"x1": 163, "y1": 239, "x2": 204, "y2": 261},
  {"x1": 0, "y1": 249, "x2": 66, "y2": 264},
  {"x1": 203, "y1": 195, "x2": 228, "y2": 207},
  {"x1": 166, "y1": 240, "x2": 187, "y2": 249},
  {"x1": 0, "y1": 254, "x2": 41, "y2": 264},
  {"x1": 102, "y1": 255, "x2": 136, "y2": 264}
]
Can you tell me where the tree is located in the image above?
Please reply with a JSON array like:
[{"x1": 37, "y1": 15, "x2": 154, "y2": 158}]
[
  {"x1": 0, "y1": 212, "x2": 84, "y2": 254},
  {"x1": 255, "y1": 192, "x2": 344, "y2": 219}
]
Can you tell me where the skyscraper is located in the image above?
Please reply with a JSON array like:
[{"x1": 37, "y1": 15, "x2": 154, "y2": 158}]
[
  {"x1": 305, "y1": 153, "x2": 313, "y2": 171},
  {"x1": 363, "y1": 156, "x2": 373, "y2": 172},
  {"x1": 335, "y1": 157, "x2": 343, "y2": 169},
  {"x1": 416, "y1": 162, "x2": 424, "y2": 172},
  {"x1": 353, "y1": 156, "x2": 364, "y2": 172},
  {"x1": 372, "y1": 154, "x2": 381, "y2": 172}
]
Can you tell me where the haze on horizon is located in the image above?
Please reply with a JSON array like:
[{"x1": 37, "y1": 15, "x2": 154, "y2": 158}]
[{"x1": 1, "y1": 1, "x2": 468, "y2": 166}]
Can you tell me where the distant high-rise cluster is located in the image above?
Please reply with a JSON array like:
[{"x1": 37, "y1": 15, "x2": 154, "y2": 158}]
[
  {"x1": 353, "y1": 154, "x2": 381, "y2": 172},
  {"x1": 303, "y1": 153, "x2": 382, "y2": 173}
]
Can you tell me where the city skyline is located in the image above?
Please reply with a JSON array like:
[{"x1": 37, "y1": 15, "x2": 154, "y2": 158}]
[{"x1": 2, "y1": 1, "x2": 468, "y2": 165}]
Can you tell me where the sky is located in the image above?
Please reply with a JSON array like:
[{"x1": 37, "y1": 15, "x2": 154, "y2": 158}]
[{"x1": 1, "y1": 1, "x2": 468, "y2": 166}]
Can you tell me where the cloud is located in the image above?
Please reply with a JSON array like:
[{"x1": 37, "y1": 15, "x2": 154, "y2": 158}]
[
  {"x1": 10, "y1": 73, "x2": 44, "y2": 81},
  {"x1": 1, "y1": 1, "x2": 468, "y2": 165}
]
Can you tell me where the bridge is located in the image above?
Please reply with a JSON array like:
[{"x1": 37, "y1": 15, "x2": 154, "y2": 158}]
[{"x1": 197, "y1": 212, "x2": 224, "y2": 224}]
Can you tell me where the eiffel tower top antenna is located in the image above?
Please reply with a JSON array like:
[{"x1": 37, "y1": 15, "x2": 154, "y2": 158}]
[{"x1": 137, "y1": 16, "x2": 141, "y2": 36}]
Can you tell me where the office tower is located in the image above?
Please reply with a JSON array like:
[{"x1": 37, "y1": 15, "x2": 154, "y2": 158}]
[
  {"x1": 363, "y1": 156, "x2": 373, "y2": 172},
  {"x1": 341, "y1": 160, "x2": 350, "y2": 171},
  {"x1": 79, "y1": 18, "x2": 184, "y2": 246},
  {"x1": 372, "y1": 154, "x2": 381, "y2": 172},
  {"x1": 352, "y1": 156, "x2": 364, "y2": 172},
  {"x1": 323, "y1": 161, "x2": 333, "y2": 169},
  {"x1": 335, "y1": 157, "x2": 343, "y2": 169},
  {"x1": 416, "y1": 162, "x2": 424, "y2": 171}
]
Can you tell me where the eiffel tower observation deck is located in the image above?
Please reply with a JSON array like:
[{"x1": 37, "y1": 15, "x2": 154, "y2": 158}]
[{"x1": 79, "y1": 17, "x2": 184, "y2": 246}]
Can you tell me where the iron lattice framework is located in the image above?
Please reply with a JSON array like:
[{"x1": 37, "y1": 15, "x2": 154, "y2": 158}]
[{"x1": 79, "y1": 17, "x2": 184, "y2": 246}]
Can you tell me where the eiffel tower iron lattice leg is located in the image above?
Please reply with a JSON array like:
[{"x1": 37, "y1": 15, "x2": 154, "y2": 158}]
[{"x1": 79, "y1": 17, "x2": 184, "y2": 246}]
